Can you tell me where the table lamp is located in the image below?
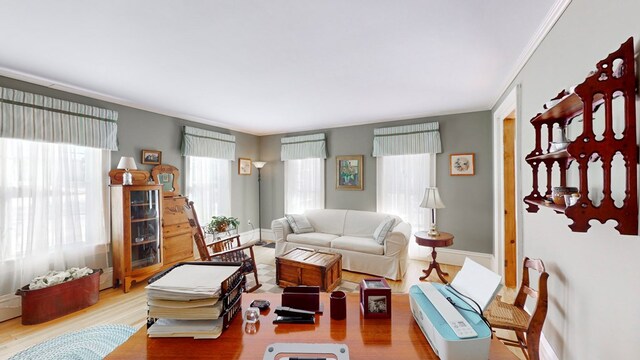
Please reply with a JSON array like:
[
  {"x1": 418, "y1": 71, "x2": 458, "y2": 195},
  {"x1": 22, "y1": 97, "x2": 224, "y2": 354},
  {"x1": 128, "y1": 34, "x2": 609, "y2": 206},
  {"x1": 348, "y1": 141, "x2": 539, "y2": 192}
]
[
  {"x1": 420, "y1": 187, "x2": 445, "y2": 236},
  {"x1": 253, "y1": 161, "x2": 267, "y2": 245},
  {"x1": 117, "y1": 156, "x2": 137, "y2": 185}
]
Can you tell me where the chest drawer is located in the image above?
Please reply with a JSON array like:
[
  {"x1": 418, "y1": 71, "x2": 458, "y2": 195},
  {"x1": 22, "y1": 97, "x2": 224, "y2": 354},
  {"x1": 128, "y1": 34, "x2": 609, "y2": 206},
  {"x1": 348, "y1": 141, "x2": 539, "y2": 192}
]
[
  {"x1": 162, "y1": 197, "x2": 189, "y2": 226},
  {"x1": 163, "y1": 232, "x2": 194, "y2": 264},
  {"x1": 163, "y1": 222, "x2": 191, "y2": 237}
]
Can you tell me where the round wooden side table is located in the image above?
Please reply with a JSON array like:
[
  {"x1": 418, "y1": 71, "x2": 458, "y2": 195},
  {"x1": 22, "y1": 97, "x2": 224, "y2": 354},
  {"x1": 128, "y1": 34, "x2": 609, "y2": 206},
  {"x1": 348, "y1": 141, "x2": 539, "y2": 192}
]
[{"x1": 415, "y1": 231, "x2": 454, "y2": 283}]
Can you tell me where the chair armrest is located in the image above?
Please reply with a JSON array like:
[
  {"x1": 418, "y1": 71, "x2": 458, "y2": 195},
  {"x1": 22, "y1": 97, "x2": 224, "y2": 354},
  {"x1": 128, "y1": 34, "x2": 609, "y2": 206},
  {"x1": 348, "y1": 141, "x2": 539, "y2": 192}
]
[
  {"x1": 271, "y1": 217, "x2": 291, "y2": 243},
  {"x1": 384, "y1": 222, "x2": 411, "y2": 256},
  {"x1": 209, "y1": 240, "x2": 259, "y2": 257}
]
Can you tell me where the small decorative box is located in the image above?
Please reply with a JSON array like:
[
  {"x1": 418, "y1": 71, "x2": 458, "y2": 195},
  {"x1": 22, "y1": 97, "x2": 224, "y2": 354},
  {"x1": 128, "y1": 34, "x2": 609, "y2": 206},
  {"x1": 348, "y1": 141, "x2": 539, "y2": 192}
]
[{"x1": 360, "y1": 278, "x2": 391, "y2": 319}]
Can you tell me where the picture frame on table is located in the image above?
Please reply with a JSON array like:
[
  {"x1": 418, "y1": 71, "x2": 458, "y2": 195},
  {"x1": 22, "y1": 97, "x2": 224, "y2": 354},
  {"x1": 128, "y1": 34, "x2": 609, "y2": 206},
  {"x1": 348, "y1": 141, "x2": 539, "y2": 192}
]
[
  {"x1": 360, "y1": 278, "x2": 391, "y2": 318},
  {"x1": 238, "y1": 158, "x2": 252, "y2": 175},
  {"x1": 336, "y1": 155, "x2": 364, "y2": 190},
  {"x1": 450, "y1": 153, "x2": 475, "y2": 176},
  {"x1": 141, "y1": 149, "x2": 162, "y2": 165}
]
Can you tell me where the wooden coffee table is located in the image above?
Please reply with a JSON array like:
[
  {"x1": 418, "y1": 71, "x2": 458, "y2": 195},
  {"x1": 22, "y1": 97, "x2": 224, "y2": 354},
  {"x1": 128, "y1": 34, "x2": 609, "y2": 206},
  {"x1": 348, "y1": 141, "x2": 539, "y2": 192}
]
[{"x1": 276, "y1": 247, "x2": 342, "y2": 292}]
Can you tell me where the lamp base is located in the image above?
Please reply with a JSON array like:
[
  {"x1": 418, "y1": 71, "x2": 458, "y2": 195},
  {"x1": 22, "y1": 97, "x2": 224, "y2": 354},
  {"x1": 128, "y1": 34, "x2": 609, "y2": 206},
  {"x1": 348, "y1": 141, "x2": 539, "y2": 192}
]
[
  {"x1": 122, "y1": 170, "x2": 133, "y2": 186},
  {"x1": 427, "y1": 225, "x2": 440, "y2": 237}
]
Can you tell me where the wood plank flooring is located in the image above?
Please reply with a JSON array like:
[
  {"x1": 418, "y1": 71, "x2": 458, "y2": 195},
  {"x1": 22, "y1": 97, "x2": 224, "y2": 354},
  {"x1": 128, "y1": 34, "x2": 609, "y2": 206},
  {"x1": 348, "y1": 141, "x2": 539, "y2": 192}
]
[{"x1": 0, "y1": 245, "x2": 521, "y2": 359}]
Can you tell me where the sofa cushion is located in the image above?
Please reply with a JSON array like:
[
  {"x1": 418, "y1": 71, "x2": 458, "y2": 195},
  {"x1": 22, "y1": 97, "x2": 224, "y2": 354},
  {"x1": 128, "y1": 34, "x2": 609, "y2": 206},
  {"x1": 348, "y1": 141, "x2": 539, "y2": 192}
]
[
  {"x1": 373, "y1": 216, "x2": 395, "y2": 245},
  {"x1": 342, "y1": 210, "x2": 400, "y2": 237},
  {"x1": 331, "y1": 236, "x2": 384, "y2": 255},
  {"x1": 287, "y1": 232, "x2": 338, "y2": 248},
  {"x1": 285, "y1": 214, "x2": 314, "y2": 234},
  {"x1": 304, "y1": 209, "x2": 347, "y2": 235}
]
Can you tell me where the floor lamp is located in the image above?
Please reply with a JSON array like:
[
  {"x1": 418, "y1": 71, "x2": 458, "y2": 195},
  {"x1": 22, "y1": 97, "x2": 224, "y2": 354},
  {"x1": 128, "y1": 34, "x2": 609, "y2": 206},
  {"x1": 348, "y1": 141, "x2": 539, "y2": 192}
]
[{"x1": 253, "y1": 161, "x2": 267, "y2": 245}]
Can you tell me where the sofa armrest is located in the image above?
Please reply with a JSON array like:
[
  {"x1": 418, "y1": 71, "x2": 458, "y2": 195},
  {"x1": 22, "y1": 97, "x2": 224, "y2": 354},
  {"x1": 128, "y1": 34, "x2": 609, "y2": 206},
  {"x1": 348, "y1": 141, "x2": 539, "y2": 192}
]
[
  {"x1": 271, "y1": 217, "x2": 292, "y2": 243},
  {"x1": 384, "y1": 221, "x2": 411, "y2": 256}
]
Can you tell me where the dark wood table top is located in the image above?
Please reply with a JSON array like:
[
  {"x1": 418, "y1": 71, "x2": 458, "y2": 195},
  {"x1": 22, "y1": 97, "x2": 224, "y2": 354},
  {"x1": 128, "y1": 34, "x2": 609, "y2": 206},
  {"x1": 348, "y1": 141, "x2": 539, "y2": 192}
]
[
  {"x1": 415, "y1": 231, "x2": 454, "y2": 248},
  {"x1": 106, "y1": 293, "x2": 516, "y2": 359}
]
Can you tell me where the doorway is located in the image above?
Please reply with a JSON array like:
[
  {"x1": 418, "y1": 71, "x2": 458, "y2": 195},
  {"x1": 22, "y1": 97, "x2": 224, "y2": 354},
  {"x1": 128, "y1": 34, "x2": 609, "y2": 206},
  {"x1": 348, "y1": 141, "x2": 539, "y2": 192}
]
[
  {"x1": 493, "y1": 85, "x2": 520, "y2": 289},
  {"x1": 502, "y1": 112, "x2": 517, "y2": 288}
]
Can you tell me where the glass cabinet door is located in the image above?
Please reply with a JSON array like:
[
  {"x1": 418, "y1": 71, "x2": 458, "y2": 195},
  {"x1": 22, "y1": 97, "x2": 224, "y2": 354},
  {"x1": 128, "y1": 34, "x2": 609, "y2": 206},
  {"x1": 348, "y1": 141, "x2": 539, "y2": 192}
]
[{"x1": 129, "y1": 189, "x2": 161, "y2": 270}]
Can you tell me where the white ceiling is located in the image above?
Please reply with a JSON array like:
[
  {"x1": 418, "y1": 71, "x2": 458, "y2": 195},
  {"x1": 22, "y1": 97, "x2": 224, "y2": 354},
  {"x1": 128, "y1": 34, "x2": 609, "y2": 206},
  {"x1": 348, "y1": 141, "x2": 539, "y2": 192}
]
[{"x1": 0, "y1": 1, "x2": 561, "y2": 135}]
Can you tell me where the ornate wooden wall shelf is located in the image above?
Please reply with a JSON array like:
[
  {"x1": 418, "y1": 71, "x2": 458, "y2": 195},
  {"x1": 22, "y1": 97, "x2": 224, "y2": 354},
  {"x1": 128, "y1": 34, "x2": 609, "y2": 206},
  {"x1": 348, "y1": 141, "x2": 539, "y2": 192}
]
[{"x1": 524, "y1": 37, "x2": 638, "y2": 235}]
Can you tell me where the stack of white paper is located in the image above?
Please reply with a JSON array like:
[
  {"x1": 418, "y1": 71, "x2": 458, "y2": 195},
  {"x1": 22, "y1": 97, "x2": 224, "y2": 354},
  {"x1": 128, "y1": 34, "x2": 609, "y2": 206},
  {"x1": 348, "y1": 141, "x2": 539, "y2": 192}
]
[
  {"x1": 148, "y1": 298, "x2": 223, "y2": 319},
  {"x1": 450, "y1": 258, "x2": 502, "y2": 311},
  {"x1": 147, "y1": 318, "x2": 223, "y2": 339},
  {"x1": 145, "y1": 264, "x2": 241, "y2": 338}
]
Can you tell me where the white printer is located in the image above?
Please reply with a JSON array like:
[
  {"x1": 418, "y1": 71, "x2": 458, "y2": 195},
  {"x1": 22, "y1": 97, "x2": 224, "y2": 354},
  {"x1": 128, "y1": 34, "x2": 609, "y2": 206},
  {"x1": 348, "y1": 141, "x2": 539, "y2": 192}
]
[{"x1": 409, "y1": 258, "x2": 502, "y2": 360}]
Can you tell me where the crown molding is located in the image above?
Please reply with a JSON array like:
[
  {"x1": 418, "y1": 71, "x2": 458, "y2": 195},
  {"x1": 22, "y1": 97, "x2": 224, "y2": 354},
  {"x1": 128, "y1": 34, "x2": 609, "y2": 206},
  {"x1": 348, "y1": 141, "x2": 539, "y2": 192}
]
[{"x1": 491, "y1": 0, "x2": 572, "y2": 108}]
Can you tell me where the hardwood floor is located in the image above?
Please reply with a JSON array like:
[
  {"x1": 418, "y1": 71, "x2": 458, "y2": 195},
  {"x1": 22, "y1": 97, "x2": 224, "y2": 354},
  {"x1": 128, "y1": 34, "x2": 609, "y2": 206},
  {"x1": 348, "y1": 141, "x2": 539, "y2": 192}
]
[{"x1": 0, "y1": 245, "x2": 521, "y2": 359}]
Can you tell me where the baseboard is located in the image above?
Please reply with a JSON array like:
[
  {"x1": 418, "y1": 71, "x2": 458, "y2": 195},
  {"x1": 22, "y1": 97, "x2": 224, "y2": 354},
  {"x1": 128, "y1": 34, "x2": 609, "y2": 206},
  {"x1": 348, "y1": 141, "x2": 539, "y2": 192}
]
[
  {"x1": 540, "y1": 332, "x2": 559, "y2": 360},
  {"x1": 99, "y1": 267, "x2": 114, "y2": 290},
  {"x1": 412, "y1": 248, "x2": 494, "y2": 269},
  {"x1": 260, "y1": 229, "x2": 276, "y2": 242},
  {"x1": 0, "y1": 293, "x2": 21, "y2": 322},
  {"x1": 238, "y1": 228, "x2": 273, "y2": 243}
]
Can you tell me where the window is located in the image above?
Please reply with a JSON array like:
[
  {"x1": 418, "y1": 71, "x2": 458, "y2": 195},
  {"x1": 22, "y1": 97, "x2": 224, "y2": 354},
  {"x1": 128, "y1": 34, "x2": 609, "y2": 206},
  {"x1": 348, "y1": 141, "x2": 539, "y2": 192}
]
[
  {"x1": 377, "y1": 153, "x2": 434, "y2": 258},
  {"x1": 185, "y1": 156, "x2": 231, "y2": 224},
  {"x1": 284, "y1": 158, "x2": 325, "y2": 214},
  {"x1": 0, "y1": 138, "x2": 110, "y2": 295}
]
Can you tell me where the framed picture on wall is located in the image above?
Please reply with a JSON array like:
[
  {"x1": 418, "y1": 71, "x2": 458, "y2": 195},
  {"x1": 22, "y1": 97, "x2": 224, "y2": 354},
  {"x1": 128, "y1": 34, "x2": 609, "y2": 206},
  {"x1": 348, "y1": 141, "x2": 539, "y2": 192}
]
[
  {"x1": 141, "y1": 149, "x2": 162, "y2": 165},
  {"x1": 450, "y1": 153, "x2": 475, "y2": 176},
  {"x1": 336, "y1": 155, "x2": 364, "y2": 190},
  {"x1": 238, "y1": 158, "x2": 252, "y2": 175}
]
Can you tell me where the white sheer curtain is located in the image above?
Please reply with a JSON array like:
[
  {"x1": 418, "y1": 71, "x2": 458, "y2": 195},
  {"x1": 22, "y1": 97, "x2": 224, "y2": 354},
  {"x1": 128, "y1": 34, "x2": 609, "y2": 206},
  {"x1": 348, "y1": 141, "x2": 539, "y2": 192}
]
[
  {"x1": 0, "y1": 138, "x2": 110, "y2": 296},
  {"x1": 284, "y1": 158, "x2": 325, "y2": 214},
  {"x1": 377, "y1": 153, "x2": 434, "y2": 258},
  {"x1": 185, "y1": 156, "x2": 231, "y2": 225}
]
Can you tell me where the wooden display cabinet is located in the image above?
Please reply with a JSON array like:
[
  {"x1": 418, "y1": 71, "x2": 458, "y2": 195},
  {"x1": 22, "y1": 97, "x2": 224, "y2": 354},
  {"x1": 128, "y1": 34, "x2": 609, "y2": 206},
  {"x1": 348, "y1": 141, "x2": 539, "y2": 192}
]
[
  {"x1": 523, "y1": 37, "x2": 638, "y2": 235},
  {"x1": 111, "y1": 185, "x2": 163, "y2": 292}
]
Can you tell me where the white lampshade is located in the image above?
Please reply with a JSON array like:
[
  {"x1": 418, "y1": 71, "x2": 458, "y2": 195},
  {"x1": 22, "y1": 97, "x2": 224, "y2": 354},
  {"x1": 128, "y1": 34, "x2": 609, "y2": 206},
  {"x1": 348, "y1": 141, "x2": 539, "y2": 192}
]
[
  {"x1": 253, "y1": 161, "x2": 266, "y2": 169},
  {"x1": 420, "y1": 187, "x2": 445, "y2": 209},
  {"x1": 117, "y1": 156, "x2": 137, "y2": 170}
]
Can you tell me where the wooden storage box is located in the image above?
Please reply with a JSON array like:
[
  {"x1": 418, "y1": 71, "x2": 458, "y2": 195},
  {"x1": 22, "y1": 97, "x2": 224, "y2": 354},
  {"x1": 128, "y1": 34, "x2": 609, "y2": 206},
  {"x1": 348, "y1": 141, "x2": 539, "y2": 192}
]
[
  {"x1": 276, "y1": 248, "x2": 342, "y2": 292},
  {"x1": 16, "y1": 269, "x2": 102, "y2": 325}
]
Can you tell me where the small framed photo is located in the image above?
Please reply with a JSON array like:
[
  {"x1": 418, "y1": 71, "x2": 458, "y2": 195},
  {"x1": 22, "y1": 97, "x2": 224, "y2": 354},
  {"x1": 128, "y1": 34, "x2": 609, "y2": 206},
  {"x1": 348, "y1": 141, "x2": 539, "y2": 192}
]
[
  {"x1": 336, "y1": 155, "x2": 364, "y2": 190},
  {"x1": 141, "y1": 150, "x2": 162, "y2": 165},
  {"x1": 238, "y1": 158, "x2": 252, "y2": 175},
  {"x1": 450, "y1": 153, "x2": 475, "y2": 176},
  {"x1": 360, "y1": 278, "x2": 391, "y2": 318}
]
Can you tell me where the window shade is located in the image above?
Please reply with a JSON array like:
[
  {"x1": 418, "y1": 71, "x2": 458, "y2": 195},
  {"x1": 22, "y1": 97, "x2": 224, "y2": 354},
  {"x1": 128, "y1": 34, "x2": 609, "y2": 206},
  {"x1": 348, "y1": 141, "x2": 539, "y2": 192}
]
[
  {"x1": 281, "y1": 133, "x2": 327, "y2": 160},
  {"x1": 372, "y1": 122, "x2": 442, "y2": 157},
  {"x1": 181, "y1": 126, "x2": 236, "y2": 160},
  {"x1": 0, "y1": 86, "x2": 118, "y2": 150}
]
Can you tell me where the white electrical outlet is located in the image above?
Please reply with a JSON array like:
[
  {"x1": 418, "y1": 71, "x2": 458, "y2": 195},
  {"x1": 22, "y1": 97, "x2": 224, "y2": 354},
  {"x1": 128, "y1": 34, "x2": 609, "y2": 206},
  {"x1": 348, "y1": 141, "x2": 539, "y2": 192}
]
[{"x1": 247, "y1": 219, "x2": 252, "y2": 226}]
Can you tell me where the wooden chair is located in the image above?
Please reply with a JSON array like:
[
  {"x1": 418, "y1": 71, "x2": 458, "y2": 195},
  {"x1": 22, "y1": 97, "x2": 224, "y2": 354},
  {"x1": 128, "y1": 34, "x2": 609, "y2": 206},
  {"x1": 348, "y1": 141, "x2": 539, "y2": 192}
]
[
  {"x1": 483, "y1": 257, "x2": 549, "y2": 360},
  {"x1": 183, "y1": 201, "x2": 261, "y2": 292}
]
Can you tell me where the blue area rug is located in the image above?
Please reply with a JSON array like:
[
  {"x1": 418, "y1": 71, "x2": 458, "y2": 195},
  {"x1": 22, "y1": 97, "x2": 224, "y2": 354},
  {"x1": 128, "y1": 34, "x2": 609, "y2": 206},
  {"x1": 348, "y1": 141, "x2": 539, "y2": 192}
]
[{"x1": 10, "y1": 324, "x2": 136, "y2": 360}]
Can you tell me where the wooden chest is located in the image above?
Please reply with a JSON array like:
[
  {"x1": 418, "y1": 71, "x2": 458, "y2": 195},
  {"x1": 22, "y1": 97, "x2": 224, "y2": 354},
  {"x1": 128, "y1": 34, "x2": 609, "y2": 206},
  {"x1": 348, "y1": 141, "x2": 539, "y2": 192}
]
[
  {"x1": 276, "y1": 248, "x2": 342, "y2": 292},
  {"x1": 161, "y1": 196, "x2": 194, "y2": 268}
]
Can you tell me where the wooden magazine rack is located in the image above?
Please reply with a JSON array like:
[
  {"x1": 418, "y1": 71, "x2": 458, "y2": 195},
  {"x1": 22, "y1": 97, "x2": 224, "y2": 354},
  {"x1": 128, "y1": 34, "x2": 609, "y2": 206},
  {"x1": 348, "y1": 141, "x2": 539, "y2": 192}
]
[{"x1": 523, "y1": 37, "x2": 638, "y2": 235}]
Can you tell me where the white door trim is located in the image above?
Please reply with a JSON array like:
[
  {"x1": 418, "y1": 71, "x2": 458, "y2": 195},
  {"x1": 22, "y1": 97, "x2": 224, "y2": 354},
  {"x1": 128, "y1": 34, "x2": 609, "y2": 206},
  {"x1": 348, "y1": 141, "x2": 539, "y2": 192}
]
[{"x1": 492, "y1": 85, "x2": 522, "y2": 279}]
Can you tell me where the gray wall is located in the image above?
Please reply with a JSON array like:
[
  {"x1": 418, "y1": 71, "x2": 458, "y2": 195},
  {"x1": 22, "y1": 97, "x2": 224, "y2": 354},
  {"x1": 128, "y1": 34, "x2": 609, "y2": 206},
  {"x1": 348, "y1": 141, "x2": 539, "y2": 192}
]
[
  {"x1": 0, "y1": 76, "x2": 261, "y2": 234},
  {"x1": 492, "y1": 0, "x2": 640, "y2": 357},
  {"x1": 260, "y1": 111, "x2": 494, "y2": 254}
]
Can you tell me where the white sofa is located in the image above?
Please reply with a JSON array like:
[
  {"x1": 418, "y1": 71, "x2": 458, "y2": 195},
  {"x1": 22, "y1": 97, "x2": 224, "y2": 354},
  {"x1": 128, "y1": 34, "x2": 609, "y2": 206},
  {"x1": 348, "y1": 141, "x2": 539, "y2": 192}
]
[{"x1": 271, "y1": 209, "x2": 411, "y2": 280}]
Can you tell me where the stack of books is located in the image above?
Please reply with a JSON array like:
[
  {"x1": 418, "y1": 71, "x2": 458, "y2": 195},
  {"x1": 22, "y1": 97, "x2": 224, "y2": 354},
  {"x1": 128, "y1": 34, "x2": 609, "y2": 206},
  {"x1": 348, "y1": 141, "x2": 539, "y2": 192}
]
[{"x1": 145, "y1": 263, "x2": 244, "y2": 339}]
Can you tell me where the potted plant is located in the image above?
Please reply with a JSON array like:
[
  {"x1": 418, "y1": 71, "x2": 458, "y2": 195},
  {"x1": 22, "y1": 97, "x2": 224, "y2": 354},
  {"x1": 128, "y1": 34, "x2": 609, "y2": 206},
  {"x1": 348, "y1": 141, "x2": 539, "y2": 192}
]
[{"x1": 205, "y1": 215, "x2": 240, "y2": 235}]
